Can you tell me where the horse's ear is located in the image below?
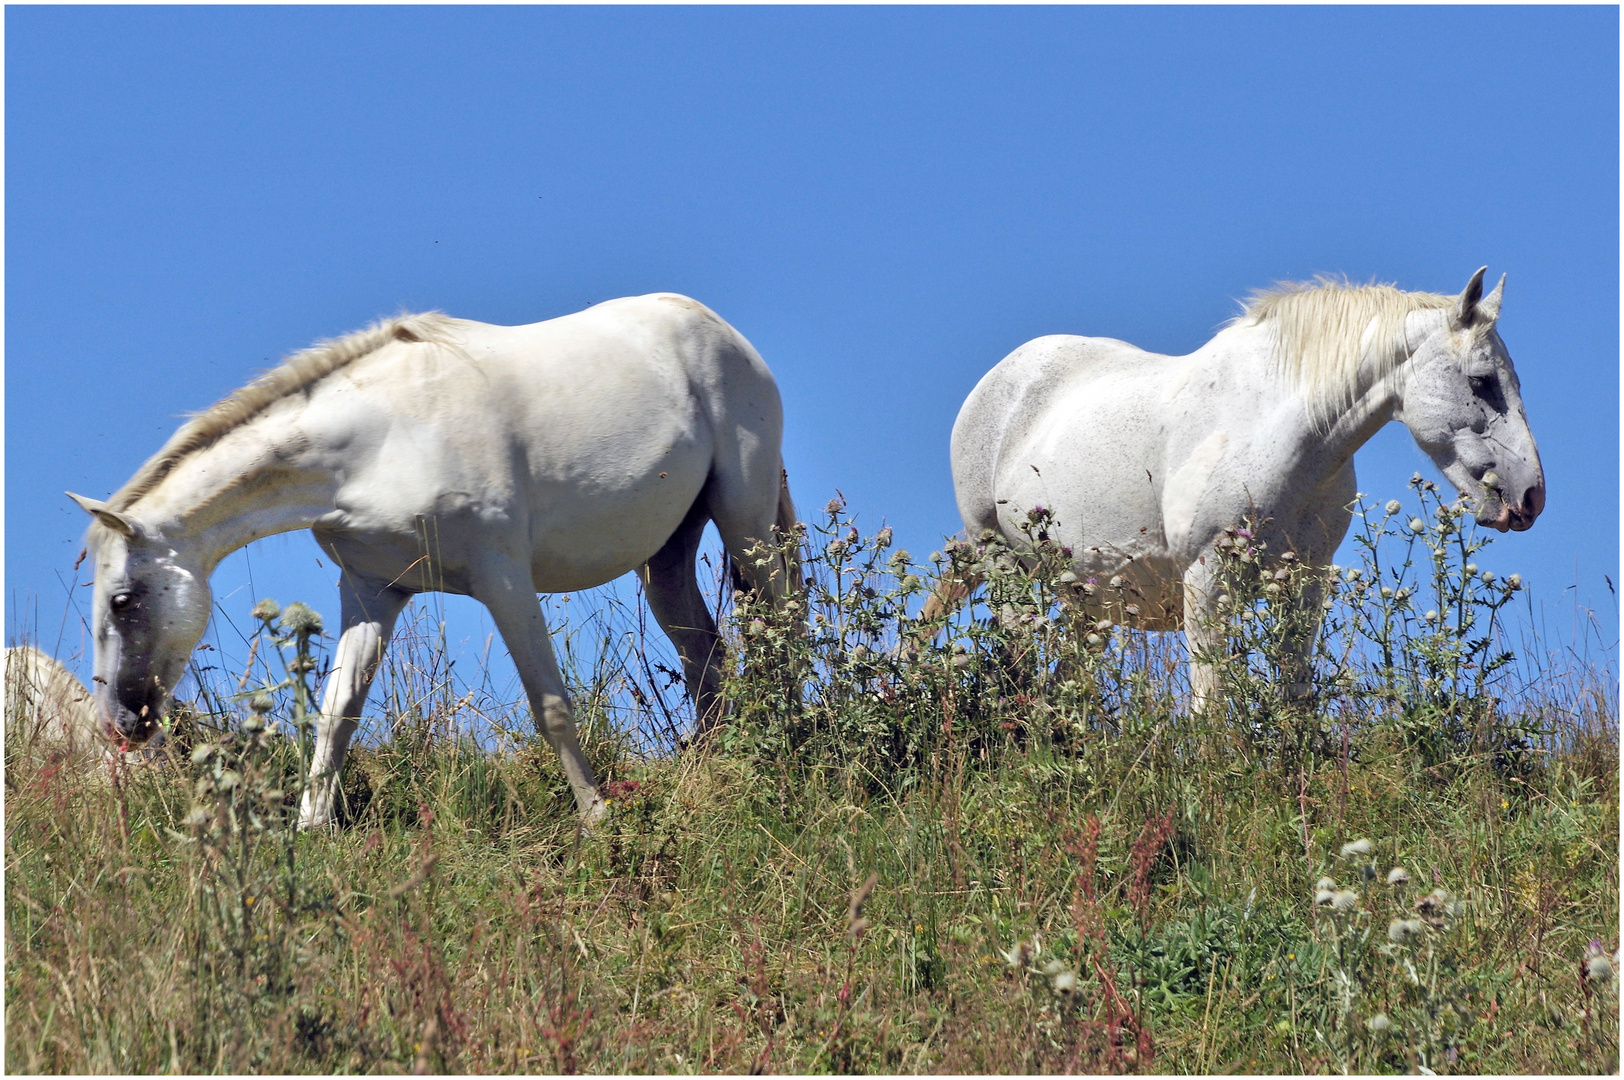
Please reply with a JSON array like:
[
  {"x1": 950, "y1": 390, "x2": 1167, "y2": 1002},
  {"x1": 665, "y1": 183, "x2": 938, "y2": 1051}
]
[
  {"x1": 66, "y1": 491, "x2": 137, "y2": 537},
  {"x1": 1451, "y1": 266, "x2": 1489, "y2": 330},
  {"x1": 1478, "y1": 273, "x2": 1506, "y2": 323}
]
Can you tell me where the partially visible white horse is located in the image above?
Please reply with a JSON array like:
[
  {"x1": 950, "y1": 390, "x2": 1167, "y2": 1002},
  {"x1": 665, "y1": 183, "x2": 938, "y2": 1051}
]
[
  {"x1": 69, "y1": 294, "x2": 798, "y2": 827},
  {"x1": 943, "y1": 269, "x2": 1544, "y2": 706},
  {"x1": 5, "y1": 646, "x2": 168, "y2": 773}
]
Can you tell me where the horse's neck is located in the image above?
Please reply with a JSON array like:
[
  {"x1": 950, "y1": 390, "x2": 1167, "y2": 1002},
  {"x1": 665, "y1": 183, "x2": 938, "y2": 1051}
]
[
  {"x1": 128, "y1": 415, "x2": 340, "y2": 572},
  {"x1": 1205, "y1": 320, "x2": 1408, "y2": 480}
]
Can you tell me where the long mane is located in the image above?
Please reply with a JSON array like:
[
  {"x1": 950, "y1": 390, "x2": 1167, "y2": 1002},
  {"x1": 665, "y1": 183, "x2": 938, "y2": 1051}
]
[
  {"x1": 1235, "y1": 278, "x2": 1456, "y2": 431},
  {"x1": 103, "y1": 311, "x2": 457, "y2": 516}
]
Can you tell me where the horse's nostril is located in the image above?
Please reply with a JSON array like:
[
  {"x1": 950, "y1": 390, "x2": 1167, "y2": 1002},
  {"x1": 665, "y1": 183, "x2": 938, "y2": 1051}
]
[{"x1": 1524, "y1": 484, "x2": 1545, "y2": 518}]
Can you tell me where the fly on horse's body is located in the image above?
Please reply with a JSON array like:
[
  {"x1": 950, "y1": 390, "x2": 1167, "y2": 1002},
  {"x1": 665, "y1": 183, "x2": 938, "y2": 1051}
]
[
  {"x1": 70, "y1": 293, "x2": 799, "y2": 827},
  {"x1": 939, "y1": 269, "x2": 1545, "y2": 707}
]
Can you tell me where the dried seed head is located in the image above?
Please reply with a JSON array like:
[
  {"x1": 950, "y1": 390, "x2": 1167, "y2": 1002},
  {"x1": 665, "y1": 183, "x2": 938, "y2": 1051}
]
[
  {"x1": 1315, "y1": 876, "x2": 1337, "y2": 893},
  {"x1": 1408, "y1": 518, "x2": 1426, "y2": 534},
  {"x1": 1330, "y1": 889, "x2": 1359, "y2": 912},
  {"x1": 1385, "y1": 500, "x2": 1403, "y2": 514},
  {"x1": 1050, "y1": 969, "x2": 1078, "y2": 995},
  {"x1": 1366, "y1": 1012, "x2": 1393, "y2": 1034},
  {"x1": 847, "y1": 871, "x2": 878, "y2": 940},
  {"x1": 1386, "y1": 866, "x2": 1411, "y2": 887},
  {"x1": 250, "y1": 693, "x2": 275, "y2": 714},
  {"x1": 874, "y1": 527, "x2": 893, "y2": 549},
  {"x1": 1108, "y1": 575, "x2": 1125, "y2": 590},
  {"x1": 190, "y1": 743, "x2": 217, "y2": 766},
  {"x1": 1338, "y1": 838, "x2": 1373, "y2": 860},
  {"x1": 1507, "y1": 573, "x2": 1522, "y2": 590},
  {"x1": 251, "y1": 598, "x2": 282, "y2": 622}
]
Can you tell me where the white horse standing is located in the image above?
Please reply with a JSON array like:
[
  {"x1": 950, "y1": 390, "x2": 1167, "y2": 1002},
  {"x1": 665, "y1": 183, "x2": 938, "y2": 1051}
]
[
  {"x1": 943, "y1": 269, "x2": 1544, "y2": 706},
  {"x1": 69, "y1": 294, "x2": 798, "y2": 827}
]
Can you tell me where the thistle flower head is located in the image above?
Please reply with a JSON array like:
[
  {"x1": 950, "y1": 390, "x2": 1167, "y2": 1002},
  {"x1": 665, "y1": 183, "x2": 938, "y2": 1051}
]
[
  {"x1": 1338, "y1": 838, "x2": 1373, "y2": 860},
  {"x1": 1387, "y1": 918, "x2": 1423, "y2": 944},
  {"x1": 1330, "y1": 889, "x2": 1359, "y2": 912},
  {"x1": 1584, "y1": 940, "x2": 1614, "y2": 983},
  {"x1": 1385, "y1": 500, "x2": 1403, "y2": 515},
  {"x1": 279, "y1": 602, "x2": 323, "y2": 636},
  {"x1": 251, "y1": 598, "x2": 282, "y2": 622},
  {"x1": 1386, "y1": 866, "x2": 1410, "y2": 887},
  {"x1": 999, "y1": 936, "x2": 1039, "y2": 971},
  {"x1": 1366, "y1": 1012, "x2": 1393, "y2": 1034}
]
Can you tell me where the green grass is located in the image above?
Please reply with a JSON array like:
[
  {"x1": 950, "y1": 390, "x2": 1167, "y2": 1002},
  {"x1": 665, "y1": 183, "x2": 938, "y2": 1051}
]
[{"x1": 6, "y1": 489, "x2": 1617, "y2": 1074}]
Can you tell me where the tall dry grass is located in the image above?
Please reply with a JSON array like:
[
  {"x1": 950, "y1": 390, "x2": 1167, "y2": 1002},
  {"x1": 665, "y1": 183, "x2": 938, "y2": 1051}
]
[{"x1": 5, "y1": 485, "x2": 1617, "y2": 1074}]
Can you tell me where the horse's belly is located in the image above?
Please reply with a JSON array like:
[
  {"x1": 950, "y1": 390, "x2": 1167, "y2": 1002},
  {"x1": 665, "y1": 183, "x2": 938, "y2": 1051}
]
[{"x1": 523, "y1": 448, "x2": 712, "y2": 592}]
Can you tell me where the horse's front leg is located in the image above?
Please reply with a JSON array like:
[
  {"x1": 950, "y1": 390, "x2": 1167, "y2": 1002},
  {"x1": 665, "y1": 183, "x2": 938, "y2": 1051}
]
[
  {"x1": 1181, "y1": 556, "x2": 1225, "y2": 715},
  {"x1": 473, "y1": 557, "x2": 606, "y2": 825},
  {"x1": 300, "y1": 578, "x2": 408, "y2": 829}
]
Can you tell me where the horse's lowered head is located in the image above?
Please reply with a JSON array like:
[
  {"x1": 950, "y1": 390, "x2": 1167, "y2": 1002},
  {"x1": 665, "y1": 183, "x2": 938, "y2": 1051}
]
[
  {"x1": 1396, "y1": 267, "x2": 1545, "y2": 532},
  {"x1": 68, "y1": 493, "x2": 212, "y2": 747}
]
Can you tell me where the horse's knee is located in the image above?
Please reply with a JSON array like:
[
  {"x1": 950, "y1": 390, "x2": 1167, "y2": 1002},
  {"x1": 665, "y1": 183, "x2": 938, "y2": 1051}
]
[{"x1": 537, "y1": 694, "x2": 578, "y2": 742}]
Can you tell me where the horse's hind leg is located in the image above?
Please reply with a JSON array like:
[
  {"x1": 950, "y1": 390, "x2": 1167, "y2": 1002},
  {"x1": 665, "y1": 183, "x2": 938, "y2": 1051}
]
[
  {"x1": 300, "y1": 575, "x2": 409, "y2": 829},
  {"x1": 642, "y1": 497, "x2": 727, "y2": 734},
  {"x1": 472, "y1": 555, "x2": 605, "y2": 824}
]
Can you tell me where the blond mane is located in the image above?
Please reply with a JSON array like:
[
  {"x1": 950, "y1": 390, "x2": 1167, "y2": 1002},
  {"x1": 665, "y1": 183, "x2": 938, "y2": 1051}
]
[
  {"x1": 103, "y1": 312, "x2": 457, "y2": 515},
  {"x1": 1236, "y1": 278, "x2": 1457, "y2": 431}
]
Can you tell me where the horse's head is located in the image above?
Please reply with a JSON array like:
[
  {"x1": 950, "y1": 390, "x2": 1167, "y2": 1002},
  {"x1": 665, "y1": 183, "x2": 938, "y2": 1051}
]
[
  {"x1": 68, "y1": 493, "x2": 212, "y2": 746},
  {"x1": 1396, "y1": 267, "x2": 1545, "y2": 532}
]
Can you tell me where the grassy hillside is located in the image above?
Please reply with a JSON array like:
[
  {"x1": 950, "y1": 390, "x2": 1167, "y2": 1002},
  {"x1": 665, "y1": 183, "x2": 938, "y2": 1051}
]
[{"x1": 6, "y1": 485, "x2": 1618, "y2": 1074}]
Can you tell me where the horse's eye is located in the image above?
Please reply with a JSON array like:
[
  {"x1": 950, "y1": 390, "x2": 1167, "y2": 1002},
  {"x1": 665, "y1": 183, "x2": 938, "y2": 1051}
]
[
  {"x1": 110, "y1": 592, "x2": 132, "y2": 611},
  {"x1": 1468, "y1": 374, "x2": 1506, "y2": 413}
]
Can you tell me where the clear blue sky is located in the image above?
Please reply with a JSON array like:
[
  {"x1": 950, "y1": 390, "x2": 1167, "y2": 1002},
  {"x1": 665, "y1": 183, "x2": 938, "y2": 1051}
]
[{"x1": 7, "y1": 7, "x2": 1617, "y2": 710}]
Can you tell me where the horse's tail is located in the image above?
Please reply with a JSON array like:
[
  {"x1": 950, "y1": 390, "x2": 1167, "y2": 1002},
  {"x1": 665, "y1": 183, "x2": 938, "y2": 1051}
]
[
  {"x1": 724, "y1": 468, "x2": 804, "y2": 604},
  {"x1": 912, "y1": 548, "x2": 982, "y2": 642},
  {"x1": 774, "y1": 468, "x2": 804, "y2": 598}
]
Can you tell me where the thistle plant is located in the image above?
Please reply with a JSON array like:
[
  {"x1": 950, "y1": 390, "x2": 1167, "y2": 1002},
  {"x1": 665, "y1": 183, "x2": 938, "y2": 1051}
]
[
  {"x1": 1306, "y1": 836, "x2": 1474, "y2": 1074},
  {"x1": 1339, "y1": 474, "x2": 1530, "y2": 772},
  {"x1": 181, "y1": 599, "x2": 326, "y2": 1007}
]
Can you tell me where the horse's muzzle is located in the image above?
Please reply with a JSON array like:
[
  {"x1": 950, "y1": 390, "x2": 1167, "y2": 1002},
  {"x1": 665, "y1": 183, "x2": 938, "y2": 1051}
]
[{"x1": 1488, "y1": 482, "x2": 1544, "y2": 533}]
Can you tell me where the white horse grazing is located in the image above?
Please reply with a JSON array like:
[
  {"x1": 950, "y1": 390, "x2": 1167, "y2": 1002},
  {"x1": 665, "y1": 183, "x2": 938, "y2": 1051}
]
[
  {"x1": 943, "y1": 269, "x2": 1544, "y2": 707},
  {"x1": 5, "y1": 646, "x2": 168, "y2": 773},
  {"x1": 69, "y1": 294, "x2": 798, "y2": 827}
]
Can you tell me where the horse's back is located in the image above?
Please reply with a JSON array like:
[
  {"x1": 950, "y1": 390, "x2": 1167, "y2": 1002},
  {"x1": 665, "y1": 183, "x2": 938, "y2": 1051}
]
[
  {"x1": 311, "y1": 294, "x2": 785, "y2": 592},
  {"x1": 951, "y1": 334, "x2": 1165, "y2": 533},
  {"x1": 4, "y1": 646, "x2": 168, "y2": 772}
]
